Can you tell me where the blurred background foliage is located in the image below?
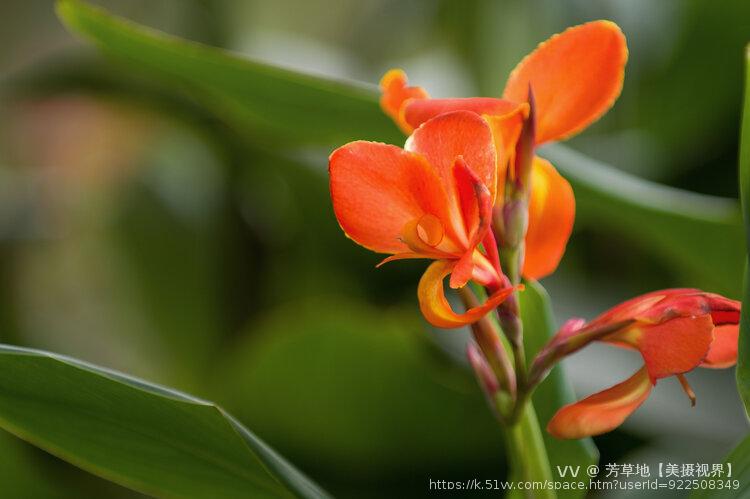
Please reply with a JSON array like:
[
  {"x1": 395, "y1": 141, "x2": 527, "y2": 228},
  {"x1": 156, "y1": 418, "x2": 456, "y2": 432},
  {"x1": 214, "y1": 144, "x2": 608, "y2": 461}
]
[{"x1": 0, "y1": 0, "x2": 748, "y2": 497}]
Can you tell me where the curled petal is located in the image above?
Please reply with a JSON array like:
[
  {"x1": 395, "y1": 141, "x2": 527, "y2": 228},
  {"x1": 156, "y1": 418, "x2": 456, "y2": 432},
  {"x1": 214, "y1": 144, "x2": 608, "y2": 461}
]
[
  {"x1": 379, "y1": 69, "x2": 429, "y2": 134},
  {"x1": 453, "y1": 158, "x2": 493, "y2": 244},
  {"x1": 705, "y1": 293, "x2": 741, "y2": 326},
  {"x1": 701, "y1": 324, "x2": 739, "y2": 369},
  {"x1": 522, "y1": 157, "x2": 575, "y2": 279},
  {"x1": 547, "y1": 366, "x2": 652, "y2": 439},
  {"x1": 329, "y1": 141, "x2": 453, "y2": 255},
  {"x1": 406, "y1": 111, "x2": 497, "y2": 203},
  {"x1": 503, "y1": 20, "x2": 627, "y2": 144},
  {"x1": 418, "y1": 260, "x2": 515, "y2": 329},
  {"x1": 449, "y1": 158, "x2": 495, "y2": 289},
  {"x1": 401, "y1": 214, "x2": 446, "y2": 253}
]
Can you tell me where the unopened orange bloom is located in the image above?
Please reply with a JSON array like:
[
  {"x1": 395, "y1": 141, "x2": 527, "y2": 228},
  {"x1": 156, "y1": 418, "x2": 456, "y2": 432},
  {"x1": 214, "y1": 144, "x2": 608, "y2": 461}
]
[
  {"x1": 537, "y1": 289, "x2": 740, "y2": 439},
  {"x1": 329, "y1": 111, "x2": 515, "y2": 328},
  {"x1": 380, "y1": 21, "x2": 627, "y2": 279}
]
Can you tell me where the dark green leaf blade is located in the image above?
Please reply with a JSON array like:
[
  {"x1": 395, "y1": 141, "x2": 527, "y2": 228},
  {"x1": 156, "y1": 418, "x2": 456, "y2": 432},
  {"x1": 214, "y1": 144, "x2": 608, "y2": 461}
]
[
  {"x1": 736, "y1": 45, "x2": 750, "y2": 415},
  {"x1": 0, "y1": 344, "x2": 328, "y2": 499},
  {"x1": 55, "y1": 0, "x2": 401, "y2": 147}
]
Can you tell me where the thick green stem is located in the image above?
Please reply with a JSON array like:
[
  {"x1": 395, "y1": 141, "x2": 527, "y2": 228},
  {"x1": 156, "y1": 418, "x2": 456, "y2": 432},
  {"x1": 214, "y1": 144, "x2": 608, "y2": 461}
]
[{"x1": 502, "y1": 402, "x2": 556, "y2": 499}]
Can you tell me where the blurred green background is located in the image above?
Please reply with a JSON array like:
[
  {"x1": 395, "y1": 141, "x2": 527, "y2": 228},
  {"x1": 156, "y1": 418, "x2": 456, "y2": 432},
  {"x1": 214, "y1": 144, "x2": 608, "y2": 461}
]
[{"x1": 0, "y1": 1, "x2": 748, "y2": 497}]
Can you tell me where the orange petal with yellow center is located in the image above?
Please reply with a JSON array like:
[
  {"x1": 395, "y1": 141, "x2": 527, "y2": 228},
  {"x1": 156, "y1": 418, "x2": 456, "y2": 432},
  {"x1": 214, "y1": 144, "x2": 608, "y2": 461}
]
[
  {"x1": 522, "y1": 157, "x2": 575, "y2": 279},
  {"x1": 503, "y1": 20, "x2": 627, "y2": 144},
  {"x1": 418, "y1": 260, "x2": 515, "y2": 328},
  {"x1": 702, "y1": 324, "x2": 739, "y2": 369},
  {"x1": 379, "y1": 69, "x2": 429, "y2": 134},
  {"x1": 547, "y1": 366, "x2": 652, "y2": 439},
  {"x1": 329, "y1": 141, "x2": 453, "y2": 255}
]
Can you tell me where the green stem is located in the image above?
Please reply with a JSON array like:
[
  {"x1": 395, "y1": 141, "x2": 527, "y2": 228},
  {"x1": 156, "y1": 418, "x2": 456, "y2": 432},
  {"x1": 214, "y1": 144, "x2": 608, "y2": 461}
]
[{"x1": 502, "y1": 402, "x2": 556, "y2": 499}]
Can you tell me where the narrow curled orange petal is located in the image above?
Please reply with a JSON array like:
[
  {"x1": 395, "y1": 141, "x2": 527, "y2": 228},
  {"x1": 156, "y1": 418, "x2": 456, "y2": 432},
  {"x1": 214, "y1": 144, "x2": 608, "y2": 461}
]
[
  {"x1": 449, "y1": 158, "x2": 495, "y2": 289},
  {"x1": 503, "y1": 20, "x2": 627, "y2": 144},
  {"x1": 449, "y1": 251, "x2": 476, "y2": 290},
  {"x1": 522, "y1": 157, "x2": 575, "y2": 279},
  {"x1": 329, "y1": 141, "x2": 451, "y2": 254},
  {"x1": 406, "y1": 111, "x2": 497, "y2": 203},
  {"x1": 379, "y1": 69, "x2": 429, "y2": 134},
  {"x1": 547, "y1": 366, "x2": 652, "y2": 439},
  {"x1": 701, "y1": 324, "x2": 739, "y2": 369},
  {"x1": 418, "y1": 260, "x2": 514, "y2": 328}
]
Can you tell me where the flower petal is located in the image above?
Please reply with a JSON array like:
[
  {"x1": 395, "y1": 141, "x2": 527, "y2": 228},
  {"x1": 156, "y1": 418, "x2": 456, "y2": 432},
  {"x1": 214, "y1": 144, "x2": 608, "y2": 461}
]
[
  {"x1": 701, "y1": 324, "x2": 739, "y2": 369},
  {"x1": 403, "y1": 97, "x2": 520, "y2": 132},
  {"x1": 329, "y1": 141, "x2": 453, "y2": 254},
  {"x1": 522, "y1": 157, "x2": 575, "y2": 279},
  {"x1": 483, "y1": 105, "x2": 528, "y2": 189},
  {"x1": 406, "y1": 111, "x2": 497, "y2": 202},
  {"x1": 547, "y1": 366, "x2": 652, "y2": 439},
  {"x1": 589, "y1": 289, "x2": 699, "y2": 327},
  {"x1": 418, "y1": 260, "x2": 514, "y2": 328},
  {"x1": 503, "y1": 20, "x2": 627, "y2": 144},
  {"x1": 705, "y1": 293, "x2": 741, "y2": 326},
  {"x1": 379, "y1": 69, "x2": 429, "y2": 134},
  {"x1": 449, "y1": 158, "x2": 496, "y2": 289},
  {"x1": 616, "y1": 315, "x2": 715, "y2": 381}
]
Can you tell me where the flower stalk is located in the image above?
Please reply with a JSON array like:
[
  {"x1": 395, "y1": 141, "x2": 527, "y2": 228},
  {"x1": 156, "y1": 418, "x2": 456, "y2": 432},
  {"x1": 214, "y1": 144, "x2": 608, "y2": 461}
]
[
  {"x1": 495, "y1": 88, "x2": 536, "y2": 424},
  {"x1": 503, "y1": 403, "x2": 556, "y2": 499}
]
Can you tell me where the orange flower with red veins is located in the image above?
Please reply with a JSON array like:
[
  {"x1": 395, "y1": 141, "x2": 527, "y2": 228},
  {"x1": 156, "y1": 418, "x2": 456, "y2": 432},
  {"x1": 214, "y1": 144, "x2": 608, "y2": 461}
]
[
  {"x1": 379, "y1": 20, "x2": 627, "y2": 280},
  {"x1": 531, "y1": 289, "x2": 740, "y2": 439},
  {"x1": 329, "y1": 111, "x2": 515, "y2": 328}
]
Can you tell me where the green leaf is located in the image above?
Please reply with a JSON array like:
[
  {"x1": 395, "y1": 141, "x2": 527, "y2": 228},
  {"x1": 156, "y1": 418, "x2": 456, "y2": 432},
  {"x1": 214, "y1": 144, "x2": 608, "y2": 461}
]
[
  {"x1": 55, "y1": 0, "x2": 401, "y2": 147},
  {"x1": 55, "y1": 0, "x2": 745, "y2": 297},
  {"x1": 690, "y1": 434, "x2": 749, "y2": 499},
  {"x1": 0, "y1": 344, "x2": 328, "y2": 499},
  {"x1": 520, "y1": 280, "x2": 598, "y2": 498},
  {"x1": 689, "y1": 45, "x2": 750, "y2": 499},
  {"x1": 0, "y1": 431, "x2": 74, "y2": 499},
  {"x1": 736, "y1": 46, "x2": 750, "y2": 415},
  {"x1": 543, "y1": 144, "x2": 744, "y2": 298},
  {"x1": 216, "y1": 298, "x2": 502, "y2": 475}
]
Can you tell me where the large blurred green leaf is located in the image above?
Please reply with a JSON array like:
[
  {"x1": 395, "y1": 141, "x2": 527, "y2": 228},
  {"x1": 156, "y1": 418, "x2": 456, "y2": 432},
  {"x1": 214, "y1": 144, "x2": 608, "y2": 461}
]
[
  {"x1": 543, "y1": 144, "x2": 744, "y2": 298},
  {"x1": 690, "y1": 434, "x2": 750, "y2": 499},
  {"x1": 216, "y1": 298, "x2": 501, "y2": 477},
  {"x1": 0, "y1": 431, "x2": 73, "y2": 499},
  {"x1": 736, "y1": 47, "x2": 750, "y2": 414},
  {"x1": 0, "y1": 344, "x2": 328, "y2": 499},
  {"x1": 56, "y1": 0, "x2": 400, "y2": 147},
  {"x1": 520, "y1": 280, "x2": 597, "y2": 498},
  {"x1": 56, "y1": 0, "x2": 745, "y2": 297}
]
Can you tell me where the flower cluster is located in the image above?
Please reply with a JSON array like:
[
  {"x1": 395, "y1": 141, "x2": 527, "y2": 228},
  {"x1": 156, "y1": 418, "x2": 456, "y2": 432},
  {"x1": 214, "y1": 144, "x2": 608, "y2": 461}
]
[{"x1": 328, "y1": 21, "x2": 740, "y2": 438}]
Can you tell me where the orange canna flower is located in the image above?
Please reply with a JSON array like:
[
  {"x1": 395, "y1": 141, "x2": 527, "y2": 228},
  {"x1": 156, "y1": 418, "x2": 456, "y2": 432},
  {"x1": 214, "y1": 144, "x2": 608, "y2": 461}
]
[
  {"x1": 329, "y1": 111, "x2": 515, "y2": 328},
  {"x1": 534, "y1": 289, "x2": 740, "y2": 439},
  {"x1": 379, "y1": 21, "x2": 627, "y2": 279}
]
